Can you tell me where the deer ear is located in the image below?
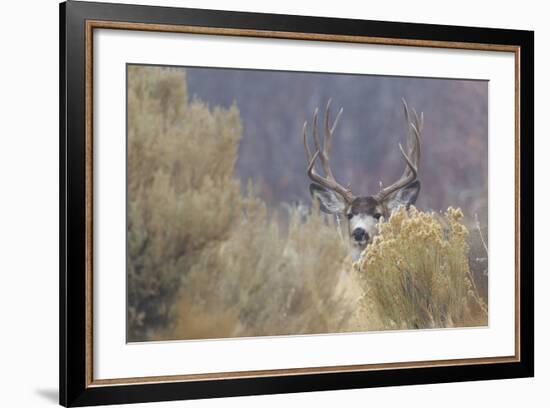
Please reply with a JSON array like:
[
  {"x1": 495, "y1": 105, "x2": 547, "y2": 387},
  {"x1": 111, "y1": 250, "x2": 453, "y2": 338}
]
[
  {"x1": 309, "y1": 183, "x2": 347, "y2": 214},
  {"x1": 386, "y1": 180, "x2": 421, "y2": 213}
]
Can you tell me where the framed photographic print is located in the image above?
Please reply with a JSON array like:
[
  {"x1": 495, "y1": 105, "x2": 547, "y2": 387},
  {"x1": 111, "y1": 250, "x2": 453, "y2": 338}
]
[{"x1": 59, "y1": 1, "x2": 534, "y2": 406}]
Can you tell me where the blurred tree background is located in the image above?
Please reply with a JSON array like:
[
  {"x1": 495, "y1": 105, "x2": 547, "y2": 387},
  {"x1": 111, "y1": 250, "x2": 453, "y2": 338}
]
[{"x1": 184, "y1": 66, "x2": 488, "y2": 222}]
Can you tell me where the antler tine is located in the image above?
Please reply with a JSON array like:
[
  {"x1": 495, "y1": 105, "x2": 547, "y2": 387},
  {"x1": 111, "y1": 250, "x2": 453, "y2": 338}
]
[
  {"x1": 311, "y1": 107, "x2": 321, "y2": 153},
  {"x1": 324, "y1": 99, "x2": 343, "y2": 159},
  {"x1": 374, "y1": 146, "x2": 417, "y2": 201},
  {"x1": 398, "y1": 143, "x2": 417, "y2": 180},
  {"x1": 306, "y1": 150, "x2": 321, "y2": 175},
  {"x1": 305, "y1": 149, "x2": 338, "y2": 195},
  {"x1": 401, "y1": 99, "x2": 420, "y2": 173},
  {"x1": 306, "y1": 150, "x2": 355, "y2": 203},
  {"x1": 302, "y1": 100, "x2": 355, "y2": 203},
  {"x1": 405, "y1": 100, "x2": 422, "y2": 170},
  {"x1": 311, "y1": 107, "x2": 329, "y2": 176},
  {"x1": 311, "y1": 104, "x2": 335, "y2": 181},
  {"x1": 324, "y1": 98, "x2": 333, "y2": 158},
  {"x1": 302, "y1": 121, "x2": 312, "y2": 162},
  {"x1": 375, "y1": 99, "x2": 422, "y2": 202},
  {"x1": 415, "y1": 111, "x2": 423, "y2": 167}
]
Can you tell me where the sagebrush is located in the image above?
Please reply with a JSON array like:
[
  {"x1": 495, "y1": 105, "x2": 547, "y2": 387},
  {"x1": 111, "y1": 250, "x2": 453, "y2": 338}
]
[{"x1": 127, "y1": 66, "x2": 243, "y2": 339}]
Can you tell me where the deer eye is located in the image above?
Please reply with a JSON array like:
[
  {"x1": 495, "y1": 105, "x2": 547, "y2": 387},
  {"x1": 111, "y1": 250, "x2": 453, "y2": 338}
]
[
  {"x1": 346, "y1": 213, "x2": 354, "y2": 220},
  {"x1": 373, "y1": 213, "x2": 382, "y2": 220}
]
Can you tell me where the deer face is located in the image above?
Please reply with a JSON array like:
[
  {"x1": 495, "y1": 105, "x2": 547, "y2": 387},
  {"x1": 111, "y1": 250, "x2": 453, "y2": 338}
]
[
  {"x1": 346, "y1": 197, "x2": 385, "y2": 246},
  {"x1": 310, "y1": 181, "x2": 420, "y2": 259},
  {"x1": 303, "y1": 99, "x2": 423, "y2": 260}
]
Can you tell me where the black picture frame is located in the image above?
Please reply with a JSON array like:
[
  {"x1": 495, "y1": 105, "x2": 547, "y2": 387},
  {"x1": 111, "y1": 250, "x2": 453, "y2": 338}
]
[{"x1": 60, "y1": 1, "x2": 534, "y2": 406}]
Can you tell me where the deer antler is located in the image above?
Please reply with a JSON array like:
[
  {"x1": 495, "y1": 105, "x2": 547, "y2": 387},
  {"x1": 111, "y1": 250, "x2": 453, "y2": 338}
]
[
  {"x1": 374, "y1": 98, "x2": 422, "y2": 202},
  {"x1": 303, "y1": 99, "x2": 356, "y2": 203}
]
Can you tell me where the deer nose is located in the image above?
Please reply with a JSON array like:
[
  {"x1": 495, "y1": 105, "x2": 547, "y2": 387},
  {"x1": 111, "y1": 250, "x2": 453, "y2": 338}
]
[{"x1": 352, "y1": 228, "x2": 368, "y2": 242}]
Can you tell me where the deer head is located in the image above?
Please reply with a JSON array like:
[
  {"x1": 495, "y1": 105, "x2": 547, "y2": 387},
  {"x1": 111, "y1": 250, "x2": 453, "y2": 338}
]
[{"x1": 302, "y1": 99, "x2": 423, "y2": 260}]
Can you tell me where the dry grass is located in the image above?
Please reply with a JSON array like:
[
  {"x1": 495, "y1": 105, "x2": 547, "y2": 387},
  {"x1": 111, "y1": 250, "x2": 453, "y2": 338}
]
[{"x1": 165, "y1": 200, "x2": 368, "y2": 340}]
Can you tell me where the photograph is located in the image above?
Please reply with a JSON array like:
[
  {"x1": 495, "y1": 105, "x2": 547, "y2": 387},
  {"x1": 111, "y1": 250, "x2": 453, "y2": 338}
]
[
  {"x1": 55, "y1": 1, "x2": 534, "y2": 405},
  {"x1": 126, "y1": 64, "x2": 489, "y2": 342}
]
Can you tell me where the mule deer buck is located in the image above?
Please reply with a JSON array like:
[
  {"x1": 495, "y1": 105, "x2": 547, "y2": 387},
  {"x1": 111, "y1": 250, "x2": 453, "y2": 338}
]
[{"x1": 302, "y1": 99, "x2": 423, "y2": 260}]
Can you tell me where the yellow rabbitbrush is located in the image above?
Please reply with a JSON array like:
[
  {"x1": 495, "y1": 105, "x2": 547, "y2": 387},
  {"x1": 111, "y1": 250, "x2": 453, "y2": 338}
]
[{"x1": 355, "y1": 207, "x2": 487, "y2": 330}]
